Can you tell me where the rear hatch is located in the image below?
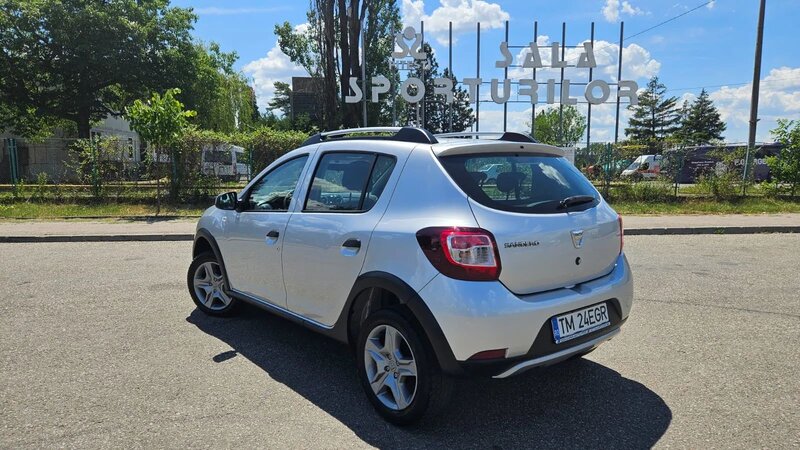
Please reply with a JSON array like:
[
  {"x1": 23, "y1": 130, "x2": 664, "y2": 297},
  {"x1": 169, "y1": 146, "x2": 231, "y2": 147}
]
[{"x1": 438, "y1": 148, "x2": 621, "y2": 295}]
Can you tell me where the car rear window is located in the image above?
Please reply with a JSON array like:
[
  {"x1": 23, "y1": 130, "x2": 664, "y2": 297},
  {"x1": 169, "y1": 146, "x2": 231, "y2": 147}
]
[{"x1": 439, "y1": 153, "x2": 599, "y2": 214}]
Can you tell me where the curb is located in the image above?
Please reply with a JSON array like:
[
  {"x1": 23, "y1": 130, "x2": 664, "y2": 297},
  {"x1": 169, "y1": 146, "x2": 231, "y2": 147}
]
[
  {"x1": 1, "y1": 226, "x2": 798, "y2": 243},
  {"x1": 0, "y1": 234, "x2": 194, "y2": 243},
  {"x1": 625, "y1": 226, "x2": 800, "y2": 235}
]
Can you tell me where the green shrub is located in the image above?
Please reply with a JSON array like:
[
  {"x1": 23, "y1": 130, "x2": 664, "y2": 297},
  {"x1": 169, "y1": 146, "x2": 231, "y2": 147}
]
[
  {"x1": 34, "y1": 172, "x2": 48, "y2": 202},
  {"x1": 759, "y1": 181, "x2": 786, "y2": 198},
  {"x1": 696, "y1": 172, "x2": 740, "y2": 201},
  {"x1": 235, "y1": 127, "x2": 309, "y2": 174}
]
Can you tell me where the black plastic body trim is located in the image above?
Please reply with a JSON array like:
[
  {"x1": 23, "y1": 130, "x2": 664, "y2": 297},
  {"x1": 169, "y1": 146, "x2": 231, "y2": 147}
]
[
  {"x1": 301, "y1": 127, "x2": 438, "y2": 147},
  {"x1": 338, "y1": 271, "x2": 463, "y2": 375},
  {"x1": 457, "y1": 299, "x2": 626, "y2": 377},
  {"x1": 193, "y1": 229, "x2": 231, "y2": 288}
]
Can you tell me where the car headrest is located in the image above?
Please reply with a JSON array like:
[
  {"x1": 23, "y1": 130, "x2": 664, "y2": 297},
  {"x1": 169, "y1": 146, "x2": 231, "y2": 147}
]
[
  {"x1": 496, "y1": 171, "x2": 526, "y2": 193},
  {"x1": 341, "y1": 161, "x2": 371, "y2": 190},
  {"x1": 467, "y1": 171, "x2": 488, "y2": 185}
]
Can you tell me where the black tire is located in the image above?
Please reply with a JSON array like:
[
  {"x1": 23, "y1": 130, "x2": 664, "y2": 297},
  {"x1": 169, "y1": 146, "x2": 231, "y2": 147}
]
[
  {"x1": 187, "y1": 251, "x2": 238, "y2": 316},
  {"x1": 356, "y1": 308, "x2": 453, "y2": 425}
]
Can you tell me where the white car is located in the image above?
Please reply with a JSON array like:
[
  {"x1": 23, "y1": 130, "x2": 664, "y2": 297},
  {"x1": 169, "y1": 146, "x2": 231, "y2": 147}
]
[{"x1": 188, "y1": 127, "x2": 633, "y2": 424}]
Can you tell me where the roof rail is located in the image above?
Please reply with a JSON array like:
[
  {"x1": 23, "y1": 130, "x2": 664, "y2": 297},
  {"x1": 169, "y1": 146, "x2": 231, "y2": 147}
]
[
  {"x1": 435, "y1": 131, "x2": 537, "y2": 143},
  {"x1": 301, "y1": 126, "x2": 438, "y2": 146}
]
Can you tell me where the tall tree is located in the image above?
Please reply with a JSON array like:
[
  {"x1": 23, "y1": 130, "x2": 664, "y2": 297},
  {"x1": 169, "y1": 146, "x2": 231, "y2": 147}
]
[
  {"x1": 0, "y1": 0, "x2": 196, "y2": 138},
  {"x1": 268, "y1": 82, "x2": 293, "y2": 118},
  {"x1": 680, "y1": 89, "x2": 726, "y2": 145},
  {"x1": 407, "y1": 43, "x2": 474, "y2": 133},
  {"x1": 177, "y1": 42, "x2": 257, "y2": 134},
  {"x1": 528, "y1": 106, "x2": 587, "y2": 147},
  {"x1": 625, "y1": 76, "x2": 680, "y2": 152},
  {"x1": 274, "y1": 0, "x2": 402, "y2": 129}
]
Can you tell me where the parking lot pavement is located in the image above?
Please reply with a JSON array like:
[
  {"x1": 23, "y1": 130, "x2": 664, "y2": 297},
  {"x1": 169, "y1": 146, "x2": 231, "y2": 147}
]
[{"x1": 0, "y1": 235, "x2": 798, "y2": 448}]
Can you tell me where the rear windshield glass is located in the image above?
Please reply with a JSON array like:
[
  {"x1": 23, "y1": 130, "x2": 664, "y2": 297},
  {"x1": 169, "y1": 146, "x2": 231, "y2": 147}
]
[{"x1": 440, "y1": 153, "x2": 599, "y2": 214}]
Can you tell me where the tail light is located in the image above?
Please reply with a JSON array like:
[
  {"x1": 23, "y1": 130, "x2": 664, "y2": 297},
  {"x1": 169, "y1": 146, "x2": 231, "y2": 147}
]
[
  {"x1": 617, "y1": 214, "x2": 624, "y2": 254},
  {"x1": 416, "y1": 227, "x2": 501, "y2": 281}
]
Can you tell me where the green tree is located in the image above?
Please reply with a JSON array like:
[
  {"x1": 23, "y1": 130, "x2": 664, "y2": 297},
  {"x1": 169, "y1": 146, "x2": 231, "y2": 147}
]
[
  {"x1": 268, "y1": 82, "x2": 293, "y2": 117},
  {"x1": 625, "y1": 76, "x2": 680, "y2": 152},
  {"x1": 175, "y1": 42, "x2": 257, "y2": 134},
  {"x1": 528, "y1": 105, "x2": 587, "y2": 147},
  {"x1": 0, "y1": 0, "x2": 196, "y2": 138},
  {"x1": 127, "y1": 89, "x2": 196, "y2": 210},
  {"x1": 767, "y1": 119, "x2": 800, "y2": 196},
  {"x1": 680, "y1": 89, "x2": 726, "y2": 145},
  {"x1": 407, "y1": 43, "x2": 475, "y2": 133},
  {"x1": 274, "y1": 0, "x2": 402, "y2": 129}
]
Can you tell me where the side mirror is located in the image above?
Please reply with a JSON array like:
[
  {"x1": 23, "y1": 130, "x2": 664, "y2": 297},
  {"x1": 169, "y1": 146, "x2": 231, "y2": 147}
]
[{"x1": 215, "y1": 191, "x2": 238, "y2": 210}]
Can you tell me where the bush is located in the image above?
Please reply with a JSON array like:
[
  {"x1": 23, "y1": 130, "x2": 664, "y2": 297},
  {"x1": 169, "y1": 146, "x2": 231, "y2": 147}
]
[
  {"x1": 759, "y1": 181, "x2": 786, "y2": 198},
  {"x1": 34, "y1": 172, "x2": 48, "y2": 202},
  {"x1": 696, "y1": 172, "x2": 739, "y2": 201},
  {"x1": 235, "y1": 127, "x2": 309, "y2": 174},
  {"x1": 767, "y1": 119, "x2": 800, "y2": 196},
  {"x1": 67, "y1": 137, "x2": 129, "y2": 199},
  {"x1": 613, "y1": 180, "x2": 674, "y2": 202}
]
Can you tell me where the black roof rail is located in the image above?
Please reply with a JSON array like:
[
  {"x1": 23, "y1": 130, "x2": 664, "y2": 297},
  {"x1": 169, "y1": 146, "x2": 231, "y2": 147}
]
[
  {"x1": 434, "y1": 131, "x2": 538, "y2": 143},
  {"x1": 301, "y1": 126, "x2": 438, "y2": 147}
]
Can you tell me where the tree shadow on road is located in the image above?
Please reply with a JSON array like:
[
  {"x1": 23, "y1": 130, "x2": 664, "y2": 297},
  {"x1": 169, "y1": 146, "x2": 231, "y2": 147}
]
[{"x1": 187, "y1": 304, "x2": 671, "y2": 448}]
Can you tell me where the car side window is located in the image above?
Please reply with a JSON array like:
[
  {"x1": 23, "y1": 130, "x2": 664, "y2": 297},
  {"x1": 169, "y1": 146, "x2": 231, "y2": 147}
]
[
  {"x1": 304, "y1": 153, "x2": 396, "y2": 212},
  {"x1": 244, "y1": 156, "x2": 308, "y2": 212},
  {"x1": 362, "y1": 155, "x2": 396, "y2": 210}
]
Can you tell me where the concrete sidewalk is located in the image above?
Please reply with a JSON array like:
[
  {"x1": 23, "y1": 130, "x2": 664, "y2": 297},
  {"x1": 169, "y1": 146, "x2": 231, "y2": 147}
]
[{"x1": 0, "y1": 214, "x2": 798, "y2": 242}]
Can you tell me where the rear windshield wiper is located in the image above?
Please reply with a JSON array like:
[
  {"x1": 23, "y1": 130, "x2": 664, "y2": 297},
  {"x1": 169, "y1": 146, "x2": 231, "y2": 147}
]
[{"x1": 558, "y1": 195, "x2": 597, "y2": 210}]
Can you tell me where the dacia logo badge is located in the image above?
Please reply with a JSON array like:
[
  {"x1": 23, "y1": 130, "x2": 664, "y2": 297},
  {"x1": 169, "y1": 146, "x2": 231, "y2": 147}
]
[{"x1": 571, "y1": 230, "x2": 584, "y2": 249}]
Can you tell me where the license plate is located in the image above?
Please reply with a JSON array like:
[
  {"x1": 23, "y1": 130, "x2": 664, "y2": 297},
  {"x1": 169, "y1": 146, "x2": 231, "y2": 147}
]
[{"x1": 551, "y1": 302, "x2": 610, "y2": 344}]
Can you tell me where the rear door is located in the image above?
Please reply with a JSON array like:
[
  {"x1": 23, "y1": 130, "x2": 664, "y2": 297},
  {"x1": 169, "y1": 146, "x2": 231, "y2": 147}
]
[
  {"x1": 439, "y1": 151, "x2": 622, "y2": 295},
  {"x1": 282, "y1": 148, "x2": 402, "y2": 326}
]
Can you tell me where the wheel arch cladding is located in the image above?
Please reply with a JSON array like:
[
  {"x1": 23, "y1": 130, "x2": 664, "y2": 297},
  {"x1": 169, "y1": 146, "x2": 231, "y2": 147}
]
[
  {"x1": 342, "y1": 271, "x2": 463, "y2": 375},
  {"x1": 192, "y1": 229, "x2": 231, "y2": 288}
]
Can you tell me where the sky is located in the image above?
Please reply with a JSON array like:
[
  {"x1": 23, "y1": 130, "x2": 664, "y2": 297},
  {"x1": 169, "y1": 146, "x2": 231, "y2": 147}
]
[{"x1": 172, "y1": 0, "x2": 800, "y2": 144}]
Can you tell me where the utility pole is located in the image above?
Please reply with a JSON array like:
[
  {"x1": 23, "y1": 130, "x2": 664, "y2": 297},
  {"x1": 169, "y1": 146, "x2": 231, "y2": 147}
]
[{"x1": 744, "y1": 0, "x2": 766, "y2": 195}]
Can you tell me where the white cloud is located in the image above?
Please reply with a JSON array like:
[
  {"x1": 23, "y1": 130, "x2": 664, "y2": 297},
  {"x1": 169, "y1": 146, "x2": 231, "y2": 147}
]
[
  {"x1": 602, "y1": 0, "x2": 620, "y2": 22},
  {"x1": 602, "y1": 0, "x2": 647, "y2": 23},
  {"x1": 242, "y1": 30, "x2": 309, "y2": 112},
  {"x1": 709, "y1": 66, "x2": 800, "y2": 142},
  {"x1": 507, "y1": 37, "x2": 660, "y2": 82},
  {"x1": 402, "y1": 0, "x2": 510, "y2": 45},
  {"x1": 621, "y1": 1, "x2": 645, "y2": 16},
  {"x1": 706, "y1": 0, "x2": 715, "y2": 9}
]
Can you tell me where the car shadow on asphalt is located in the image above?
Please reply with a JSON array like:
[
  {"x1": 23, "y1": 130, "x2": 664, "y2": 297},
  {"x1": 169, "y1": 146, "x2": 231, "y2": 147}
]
[{"x1": 187, "y1": 304, "x2": 671, "y2": 448}]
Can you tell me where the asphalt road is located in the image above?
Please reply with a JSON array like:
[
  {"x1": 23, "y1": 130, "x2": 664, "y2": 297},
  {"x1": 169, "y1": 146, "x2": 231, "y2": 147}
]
[{"x1": 1, "y1": 235, "x2": 798, "y2": 449}]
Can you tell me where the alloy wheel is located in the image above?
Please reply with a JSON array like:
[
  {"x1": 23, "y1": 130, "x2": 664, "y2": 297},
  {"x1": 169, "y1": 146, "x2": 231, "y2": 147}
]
[
  {"x1": 363, "y1": 324, "x2": 418, "y2": 410},
  {"x1": 193, "y1": 261, "x2": 232, "y2": 311}
]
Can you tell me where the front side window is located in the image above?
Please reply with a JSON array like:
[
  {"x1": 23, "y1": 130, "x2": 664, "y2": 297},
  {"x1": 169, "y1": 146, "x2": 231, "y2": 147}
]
[
  {"x1": 305, "y1": 152, "x2": 396, "y2": 212},
  {"x1": 244, "y1": 156, "x2": 308, "y2": 211},
  {"x1": 440, "y1": 153, "x2": 598, "y2": 214}
]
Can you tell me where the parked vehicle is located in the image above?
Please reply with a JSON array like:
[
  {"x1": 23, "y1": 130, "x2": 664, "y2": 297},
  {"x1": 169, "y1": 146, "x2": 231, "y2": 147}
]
[
  {"x1": 188, "y1": 127, "x2": 633, "y2": 424},
  {"x1": 621, "y1": 154, "x2": 662, "y2": 179},
  {"x1": 201, "y1": 144, "x2": 249, "y2": 181}
]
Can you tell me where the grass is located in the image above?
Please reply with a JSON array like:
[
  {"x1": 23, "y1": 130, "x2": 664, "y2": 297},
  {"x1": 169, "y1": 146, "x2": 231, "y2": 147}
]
[
  {"x1": 609, "y1": 197, "x2": 800, "y2": 215},
  {"x1": 1, "y1": 196, "x2": 799, "y2": 220},
  {"x1": 0, "y1": 202, "x2": 206, "y2": 219}
]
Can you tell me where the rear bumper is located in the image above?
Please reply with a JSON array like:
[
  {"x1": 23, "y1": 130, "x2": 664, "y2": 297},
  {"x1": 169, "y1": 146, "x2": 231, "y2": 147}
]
[{"x1": 417, "y1": 253, "x2": 633, "y2": 376}]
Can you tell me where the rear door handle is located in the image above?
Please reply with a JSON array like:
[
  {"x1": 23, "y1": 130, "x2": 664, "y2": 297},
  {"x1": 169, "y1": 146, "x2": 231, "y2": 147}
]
[
  {"x1": 266, "y1": 230, "x2": 280, "y2": 238},
  {"x1": 342, "y1": 238, "x2": 361, "y2": 248}
]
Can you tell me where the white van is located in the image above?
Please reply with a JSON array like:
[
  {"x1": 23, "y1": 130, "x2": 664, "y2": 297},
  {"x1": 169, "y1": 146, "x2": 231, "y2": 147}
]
[
  {"x1": 621, "y1": 154, "x2": 662, "y2": 179},
  {"x1": 202, "y1": 145, "x2": 250, "y2": 181}
]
